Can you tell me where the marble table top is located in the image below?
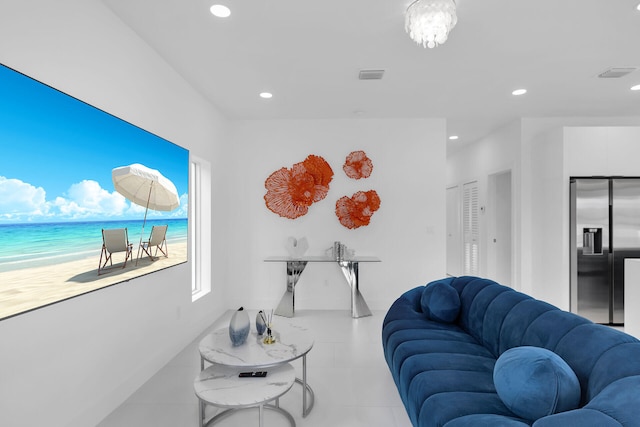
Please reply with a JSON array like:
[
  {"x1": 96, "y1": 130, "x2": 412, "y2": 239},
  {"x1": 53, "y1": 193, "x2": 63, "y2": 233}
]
[
  {"x1": 265, "y1": 255, "x2": 380, "y2": 262},
  {"x1": 199, "y1": 316, "x2": 314, "y2": 368},
  {"x1": 194, "y1": 363, "x2": 295, "y2": 408}
]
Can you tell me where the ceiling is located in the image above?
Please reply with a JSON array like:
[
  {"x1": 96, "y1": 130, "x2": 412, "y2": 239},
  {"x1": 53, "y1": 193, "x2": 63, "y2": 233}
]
[{"x1": 102, "y1": 0, "x2": 640, "y2": 148}]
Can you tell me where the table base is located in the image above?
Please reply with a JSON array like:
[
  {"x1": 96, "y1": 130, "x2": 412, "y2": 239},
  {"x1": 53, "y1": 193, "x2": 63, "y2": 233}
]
[
  {"x1": 195, "y1": 363, "x2": 296, "y2": 427},
  {"x1": 199, "y1": 353, "x2": 314, "y2": 418},
  {"x1": 200, "y1": 400, "x2": 296, "y2": 427},
  {"x1": 295, "y1": 378, "x2": 314, "y2": 417},
  {"x1": 274, "y1": 260, "x2": 372, "y2": 318}
]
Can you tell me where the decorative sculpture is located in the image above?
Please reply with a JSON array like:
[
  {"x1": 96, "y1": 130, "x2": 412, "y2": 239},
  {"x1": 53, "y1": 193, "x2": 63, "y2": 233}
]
[
  {"x1": 335, "y1": 190, "x2": 381, "y2": 229},
  {"x1": 285, "y1": 236, "x2": 309, "y2": 258},
  {"x1": 343, "y1": 150, "x2": 373, "y2": 180},
  {"x1": 264, "y1": 155, "x2": 333, "y2": 219}
]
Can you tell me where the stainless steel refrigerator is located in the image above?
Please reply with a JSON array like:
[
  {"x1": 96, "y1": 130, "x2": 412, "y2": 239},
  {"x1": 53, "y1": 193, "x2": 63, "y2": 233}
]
[{"x1": 570, "y1": 178, "x2": 640, "y2": 325}]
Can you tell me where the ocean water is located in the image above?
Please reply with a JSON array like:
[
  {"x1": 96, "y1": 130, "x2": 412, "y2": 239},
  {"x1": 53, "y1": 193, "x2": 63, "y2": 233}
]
[{"x1": 0, "y1": 218, "x2": 187, "y2": 273}]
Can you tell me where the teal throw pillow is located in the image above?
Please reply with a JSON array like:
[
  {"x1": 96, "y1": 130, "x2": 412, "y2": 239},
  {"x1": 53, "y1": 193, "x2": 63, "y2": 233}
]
[
  {"x1": 493, "y1": 346, "x2": 581, "y2": 421},
  {"x1": 420, "y1": 281, "x2": 461, "y2": 323}
]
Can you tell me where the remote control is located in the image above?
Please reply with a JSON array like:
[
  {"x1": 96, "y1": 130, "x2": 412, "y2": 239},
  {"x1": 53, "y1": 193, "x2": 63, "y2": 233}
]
[{"x1": 238, "y1": 371, "x2": 268, "y2": 378}]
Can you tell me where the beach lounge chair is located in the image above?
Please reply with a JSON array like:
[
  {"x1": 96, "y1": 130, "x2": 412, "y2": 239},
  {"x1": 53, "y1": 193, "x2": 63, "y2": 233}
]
[
  {"x1": 140, "y1": 225, "x2": 168, "y2": 261},
  {"x1": 98, "y1": 228, "x2": 133, "y2": 275}
]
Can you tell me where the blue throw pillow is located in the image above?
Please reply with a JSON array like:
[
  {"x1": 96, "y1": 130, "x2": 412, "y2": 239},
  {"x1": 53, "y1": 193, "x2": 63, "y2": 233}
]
[
  {"x1": 420, "y1": 281, "x2": 461, "y2": 323},
  {"x1": 493, "y1": 346, "x2": 581, "y2": 421}
]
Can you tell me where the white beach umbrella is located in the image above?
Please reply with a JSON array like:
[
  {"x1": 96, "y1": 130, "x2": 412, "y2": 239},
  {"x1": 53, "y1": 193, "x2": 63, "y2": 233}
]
[
  {"x1": 112, "y1": 163, "x2": 179, "y2": 212},
  {"x1": 112, "y1": 163, "x2": 179, "y2": 262}
]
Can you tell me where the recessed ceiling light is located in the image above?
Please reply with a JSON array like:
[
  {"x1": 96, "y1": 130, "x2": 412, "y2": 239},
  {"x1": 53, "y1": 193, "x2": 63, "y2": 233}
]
[
  {"x1": 636, "y1": 2, "x2": 640, "y2": 11},
  {"x1": 210, "y1": 4, "x2": 231, "y2": 18},
  {"x1": 449, "y1": 135, "x2": 459, "y2": 140},
  {"x1": 632, "y1": 84, "x2": 640, "y2": 91},
  {"x1": 512, "y1": 89, "x2": 527, "y2": 96},
  {"x1": 259, "y1": 92, "x2": 273, "y2": 99}
]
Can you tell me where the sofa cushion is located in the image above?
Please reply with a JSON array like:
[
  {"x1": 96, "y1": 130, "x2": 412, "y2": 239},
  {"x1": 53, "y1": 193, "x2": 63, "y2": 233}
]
[
  {"x1": 554, "y1": 323, "x2": 639, "y2": 403},
  {"x1": 419, "y1": 391, "x2": 515, "y2": 427},
  {"x1": 493, "y1": 346, "x2": 580, "y2": 421},
  {"x1": 498, "y1": 300, "x2": 557, "y2": 355},
  {"x1": 521, "y1": 310, "x2": 590, "y2": 353},
  {"x1": 408, "y1": 370, "x2": 497, "y2": 425},
  {"x1": 383, "y1": 319, "x2": 465, "y2": 365},
  {"x1": 400, "y1": 352, "x2": 496, "y2": 398},
  {"x1": 481, "y1": 291, "x2": 532, "y2": 357},
  {"x1": 531, "y1": 408, "x2": 623, "y2": 427},
  {"x1": 444, "y1": 414, "x2": 530, "y2": 427},
  {"x1": 392, "y1": 339, "x2": 494, "y2": 382},
  {"x1": 421, "y1": 281, "x2": 461, "y2": 323},
  {"x1": 588, "y1": 343, "x2": 640, "y2": 401}
]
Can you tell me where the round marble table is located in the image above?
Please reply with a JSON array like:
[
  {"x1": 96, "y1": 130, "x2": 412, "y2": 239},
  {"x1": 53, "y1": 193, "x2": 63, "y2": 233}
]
[
  {"x1": 194, "y1": 363, "x2": 295, "y2": 427},
  {"x1": 198, "y1": 316, "x2": 315, "y2": 417}
]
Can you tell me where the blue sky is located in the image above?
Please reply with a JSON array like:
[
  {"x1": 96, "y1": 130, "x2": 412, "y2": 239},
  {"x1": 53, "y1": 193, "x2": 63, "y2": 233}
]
[{"x1": 0, "y1": 64, "x2": 189, "y2": 223}]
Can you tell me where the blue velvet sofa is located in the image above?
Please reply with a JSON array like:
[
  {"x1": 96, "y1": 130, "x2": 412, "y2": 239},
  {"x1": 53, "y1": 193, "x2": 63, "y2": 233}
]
[{"x1": 382, "y1": 276, "x2": 640, "y2": 427}]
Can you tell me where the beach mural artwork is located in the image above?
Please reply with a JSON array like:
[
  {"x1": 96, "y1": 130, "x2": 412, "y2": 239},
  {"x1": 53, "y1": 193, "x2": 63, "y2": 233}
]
[{"x1": 0, "y1": 63, "x2": 189, "y2": 321}]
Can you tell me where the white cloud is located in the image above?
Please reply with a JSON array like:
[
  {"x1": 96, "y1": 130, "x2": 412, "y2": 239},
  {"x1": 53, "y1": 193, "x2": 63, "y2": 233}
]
[
  {"x1": 172, "y1": 193, "x2": 189, "y2": 217},
  {"x1": 125, "y1": 201, "x2": 147, "y2": 216},
  {"x1": 57, "y1": 180, "x2": 129, "y2": 219},
  {"x1": 0, "y1": 177, "x2": 187, "y2": 222},
  {"x1": 0, "y1": 176, "x2": 48, "y2": 219}
]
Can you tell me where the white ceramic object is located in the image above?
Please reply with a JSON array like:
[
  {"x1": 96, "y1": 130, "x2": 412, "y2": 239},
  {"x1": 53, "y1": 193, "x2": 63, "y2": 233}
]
[{"x1": 229, "y1": 307, "x2": 250, "y2": 346}]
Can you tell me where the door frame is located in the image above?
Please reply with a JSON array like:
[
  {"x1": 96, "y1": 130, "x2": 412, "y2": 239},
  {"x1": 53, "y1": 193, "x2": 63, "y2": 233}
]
[{"x1": 488, "y1": 169, "x2": 513, "y2": 286}]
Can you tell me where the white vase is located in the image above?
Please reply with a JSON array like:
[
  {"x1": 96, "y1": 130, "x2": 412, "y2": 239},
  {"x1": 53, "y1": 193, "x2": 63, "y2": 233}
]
[{"x1": 229, "y1": 307, "x2": 250, "y2": 346}]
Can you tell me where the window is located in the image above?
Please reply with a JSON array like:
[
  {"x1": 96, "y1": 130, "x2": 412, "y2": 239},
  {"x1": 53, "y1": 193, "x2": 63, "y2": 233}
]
[{"x1": 190, "y1": 156, "x2": 211, "y2": 300}]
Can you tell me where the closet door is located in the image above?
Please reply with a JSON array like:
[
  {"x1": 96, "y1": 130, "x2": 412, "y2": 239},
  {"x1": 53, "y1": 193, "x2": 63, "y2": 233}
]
[{"x1": 463, "y1": 181, "x2": 479, "y2": 276}]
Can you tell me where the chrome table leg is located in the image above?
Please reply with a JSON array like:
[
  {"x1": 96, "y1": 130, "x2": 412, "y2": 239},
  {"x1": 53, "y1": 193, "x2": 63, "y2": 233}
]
[
  {"x1": 339, "y1": 261, "x2": 372, "y2": 318},
  {"x1": 275, "y1": 260, "x2": 307, "y2": 317}
]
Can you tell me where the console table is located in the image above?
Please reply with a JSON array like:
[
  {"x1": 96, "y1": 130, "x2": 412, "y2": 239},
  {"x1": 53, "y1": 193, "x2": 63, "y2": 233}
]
[{"x1": 264, "y1": 256, "x2": 381, "y2": 318}]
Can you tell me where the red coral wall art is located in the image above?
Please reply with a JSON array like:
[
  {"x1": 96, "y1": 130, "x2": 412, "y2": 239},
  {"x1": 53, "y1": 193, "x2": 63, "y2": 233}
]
[
  {"x1": 264, "y1": 155, "x2": 334, "y2": 219},
  {"x1": 343, "y1": 150, "x2": 373, "y2": 180},
  {"x1": 335, "y1": 190, "x2": 381, "y2": 229}
]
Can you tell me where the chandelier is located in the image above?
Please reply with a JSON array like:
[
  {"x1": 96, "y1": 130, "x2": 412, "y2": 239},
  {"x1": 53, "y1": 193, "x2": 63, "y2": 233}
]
[{"x1": 405, "y1": 0, "x2": 457, "y2": 49}]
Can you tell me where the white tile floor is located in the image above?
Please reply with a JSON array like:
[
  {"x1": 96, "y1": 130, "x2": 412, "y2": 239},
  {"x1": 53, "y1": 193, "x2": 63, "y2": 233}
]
[{"x1": 98, "y1": 310, "x2": 412, "y2": 427}]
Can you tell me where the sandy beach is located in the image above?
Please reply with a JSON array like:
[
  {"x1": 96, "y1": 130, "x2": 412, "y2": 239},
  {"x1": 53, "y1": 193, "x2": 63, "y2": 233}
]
[{"x1": 0, "y1": 241, "x2": 187, "y2": 320}]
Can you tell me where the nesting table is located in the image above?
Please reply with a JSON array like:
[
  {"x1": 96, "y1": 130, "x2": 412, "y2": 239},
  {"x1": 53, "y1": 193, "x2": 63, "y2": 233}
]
[
  {"x1": 265, "y1": 255, "x2": 381, "y2": 318},
  {"x1": 197, "y1": 315, "x2": 315, "y2": 426},
  {"x1": 194, "y1": 363, "x2": 295, "y2": 427}
]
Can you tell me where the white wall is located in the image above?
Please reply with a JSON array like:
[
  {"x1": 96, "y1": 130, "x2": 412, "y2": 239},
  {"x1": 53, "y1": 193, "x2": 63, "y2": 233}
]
[
  {"x1": 0, "y1": 1, "x2": 230, "y2": 426},
  {"x1": 526, "y1": 126, "x2": 565, "y2": 302},
  {"x1": 564, "y1": 127, "x2": 640, "y2": 176},
  {"x1": 226, "y1": 118, "x2": 447, "y2": 312},
  {"x1": 446, "y1": 121, "x2": 521, "y2": 286}
]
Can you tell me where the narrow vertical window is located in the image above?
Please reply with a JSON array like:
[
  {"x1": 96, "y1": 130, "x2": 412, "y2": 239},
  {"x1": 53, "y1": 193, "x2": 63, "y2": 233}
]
[{"x1": 190, "y1": 156, "x2": 211, "y2": 300}]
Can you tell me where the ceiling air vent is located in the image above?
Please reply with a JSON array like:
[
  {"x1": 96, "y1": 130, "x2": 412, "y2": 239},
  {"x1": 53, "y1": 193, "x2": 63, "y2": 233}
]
[
  {"x1": 359, "y1": 69, "x2": 385, "y2": 80},
  {"x1": 597, "y1": 67, "x2": 637, "y2": 78}
]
